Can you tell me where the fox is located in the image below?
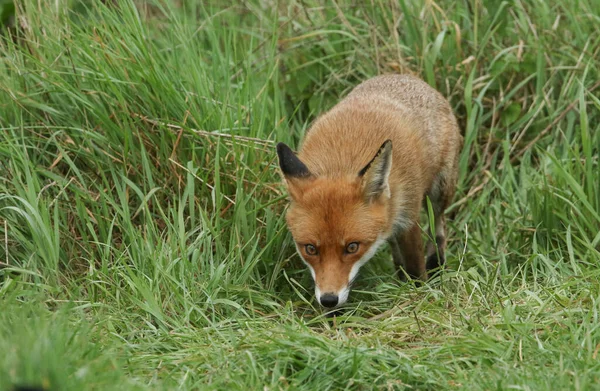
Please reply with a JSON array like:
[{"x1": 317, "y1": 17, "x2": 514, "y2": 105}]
[{"x1": 277, "y1": 74, "x2": 463, "y2": 309}]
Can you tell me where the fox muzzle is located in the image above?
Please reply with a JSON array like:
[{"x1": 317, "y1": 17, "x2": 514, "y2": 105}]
[{"x1": 319, "y1": 293, "x2": 339, "y2": 308}]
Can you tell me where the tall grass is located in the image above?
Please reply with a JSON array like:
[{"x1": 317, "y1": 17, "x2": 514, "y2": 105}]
[{"x1": 0, "y1": 0, "x2": 599, "y2": 389}]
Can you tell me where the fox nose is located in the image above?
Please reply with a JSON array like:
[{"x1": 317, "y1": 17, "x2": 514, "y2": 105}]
[{"x1": 320, "y1": 293, "x2": 339, "y2": 308}]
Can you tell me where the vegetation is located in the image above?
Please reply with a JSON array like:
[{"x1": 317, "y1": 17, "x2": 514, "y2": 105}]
[{"x1": 1, "y1": 0, "x2": 599, "y2": 389}]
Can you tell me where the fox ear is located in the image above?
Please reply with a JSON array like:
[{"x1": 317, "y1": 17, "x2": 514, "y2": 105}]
[
  {"x1": 277, "y1": 142, "x2": 312, "y2": 200},
  {"x1": 359, "y1": 140, "x2": 393, "y2": 201},
  {"x1": 277, "y1": 142, "x2": 311, "y2": 179}
]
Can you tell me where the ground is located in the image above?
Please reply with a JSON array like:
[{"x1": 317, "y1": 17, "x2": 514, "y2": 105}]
[{"x1": 0, "y1": 0, "x2": 599, "y2": 390}]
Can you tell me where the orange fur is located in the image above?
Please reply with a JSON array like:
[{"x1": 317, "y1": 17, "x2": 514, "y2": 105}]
[{"x1": 278, "y1": 74, "x2": 462, "y2": 308}]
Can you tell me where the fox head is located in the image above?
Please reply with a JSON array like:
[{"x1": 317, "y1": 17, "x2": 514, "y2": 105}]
[{"x1": 277, "y1": 140, "x2": 394, "y2": 308}]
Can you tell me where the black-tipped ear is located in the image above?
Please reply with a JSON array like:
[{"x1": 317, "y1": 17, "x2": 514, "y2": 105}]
[
  {"x1": 277, "y1": 142, "x2": 311, "y2": 178},
  {"x1": 359, "y1": 140, "x2": 393, "y2": 201}
]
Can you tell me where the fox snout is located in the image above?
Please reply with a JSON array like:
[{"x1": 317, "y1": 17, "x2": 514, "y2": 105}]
[
  {"x1": 315, "y1": 283, "x2": 351, "y2": 308},
  {"x1": 310, "y1": 266, "x2": 351, "y2": 308},
  {"x1": 319, "y1": 293, "x2": 339, "y2": 308}
]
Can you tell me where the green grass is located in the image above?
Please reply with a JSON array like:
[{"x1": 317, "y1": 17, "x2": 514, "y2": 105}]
[{"x1": 1, "y1": 0, "x2": 599, "y2": 389}]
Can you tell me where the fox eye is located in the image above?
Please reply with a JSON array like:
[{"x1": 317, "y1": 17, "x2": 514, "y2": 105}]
[
  {"x1": 346, "y1": 242, "x2": 359, "y2": 254},
  {"x1": 305, "y1": 244, "x2": 318, "y2": 256}
]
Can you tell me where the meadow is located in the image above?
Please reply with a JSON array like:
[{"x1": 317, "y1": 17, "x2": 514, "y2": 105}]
[{"x1": 1, "y1": 0, "x2": 599, "y2": 389}]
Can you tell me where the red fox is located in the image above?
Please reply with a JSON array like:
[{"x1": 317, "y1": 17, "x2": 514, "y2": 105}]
[{"x1": 277, "y1": 74, "x2": 462, "y2": 308}]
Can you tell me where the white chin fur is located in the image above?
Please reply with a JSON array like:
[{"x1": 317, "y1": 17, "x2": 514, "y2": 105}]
[
  {"x1": 337, "y1": 286, "x2": 350, "y2": 306},
  {"x1": 314, "y1": 285, "x2": 321, "y2": 302}
]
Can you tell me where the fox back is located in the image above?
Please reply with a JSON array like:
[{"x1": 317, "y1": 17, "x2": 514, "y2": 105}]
[{"x1": 277, "y1": 74, "x2": 462, "y2": 308}]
